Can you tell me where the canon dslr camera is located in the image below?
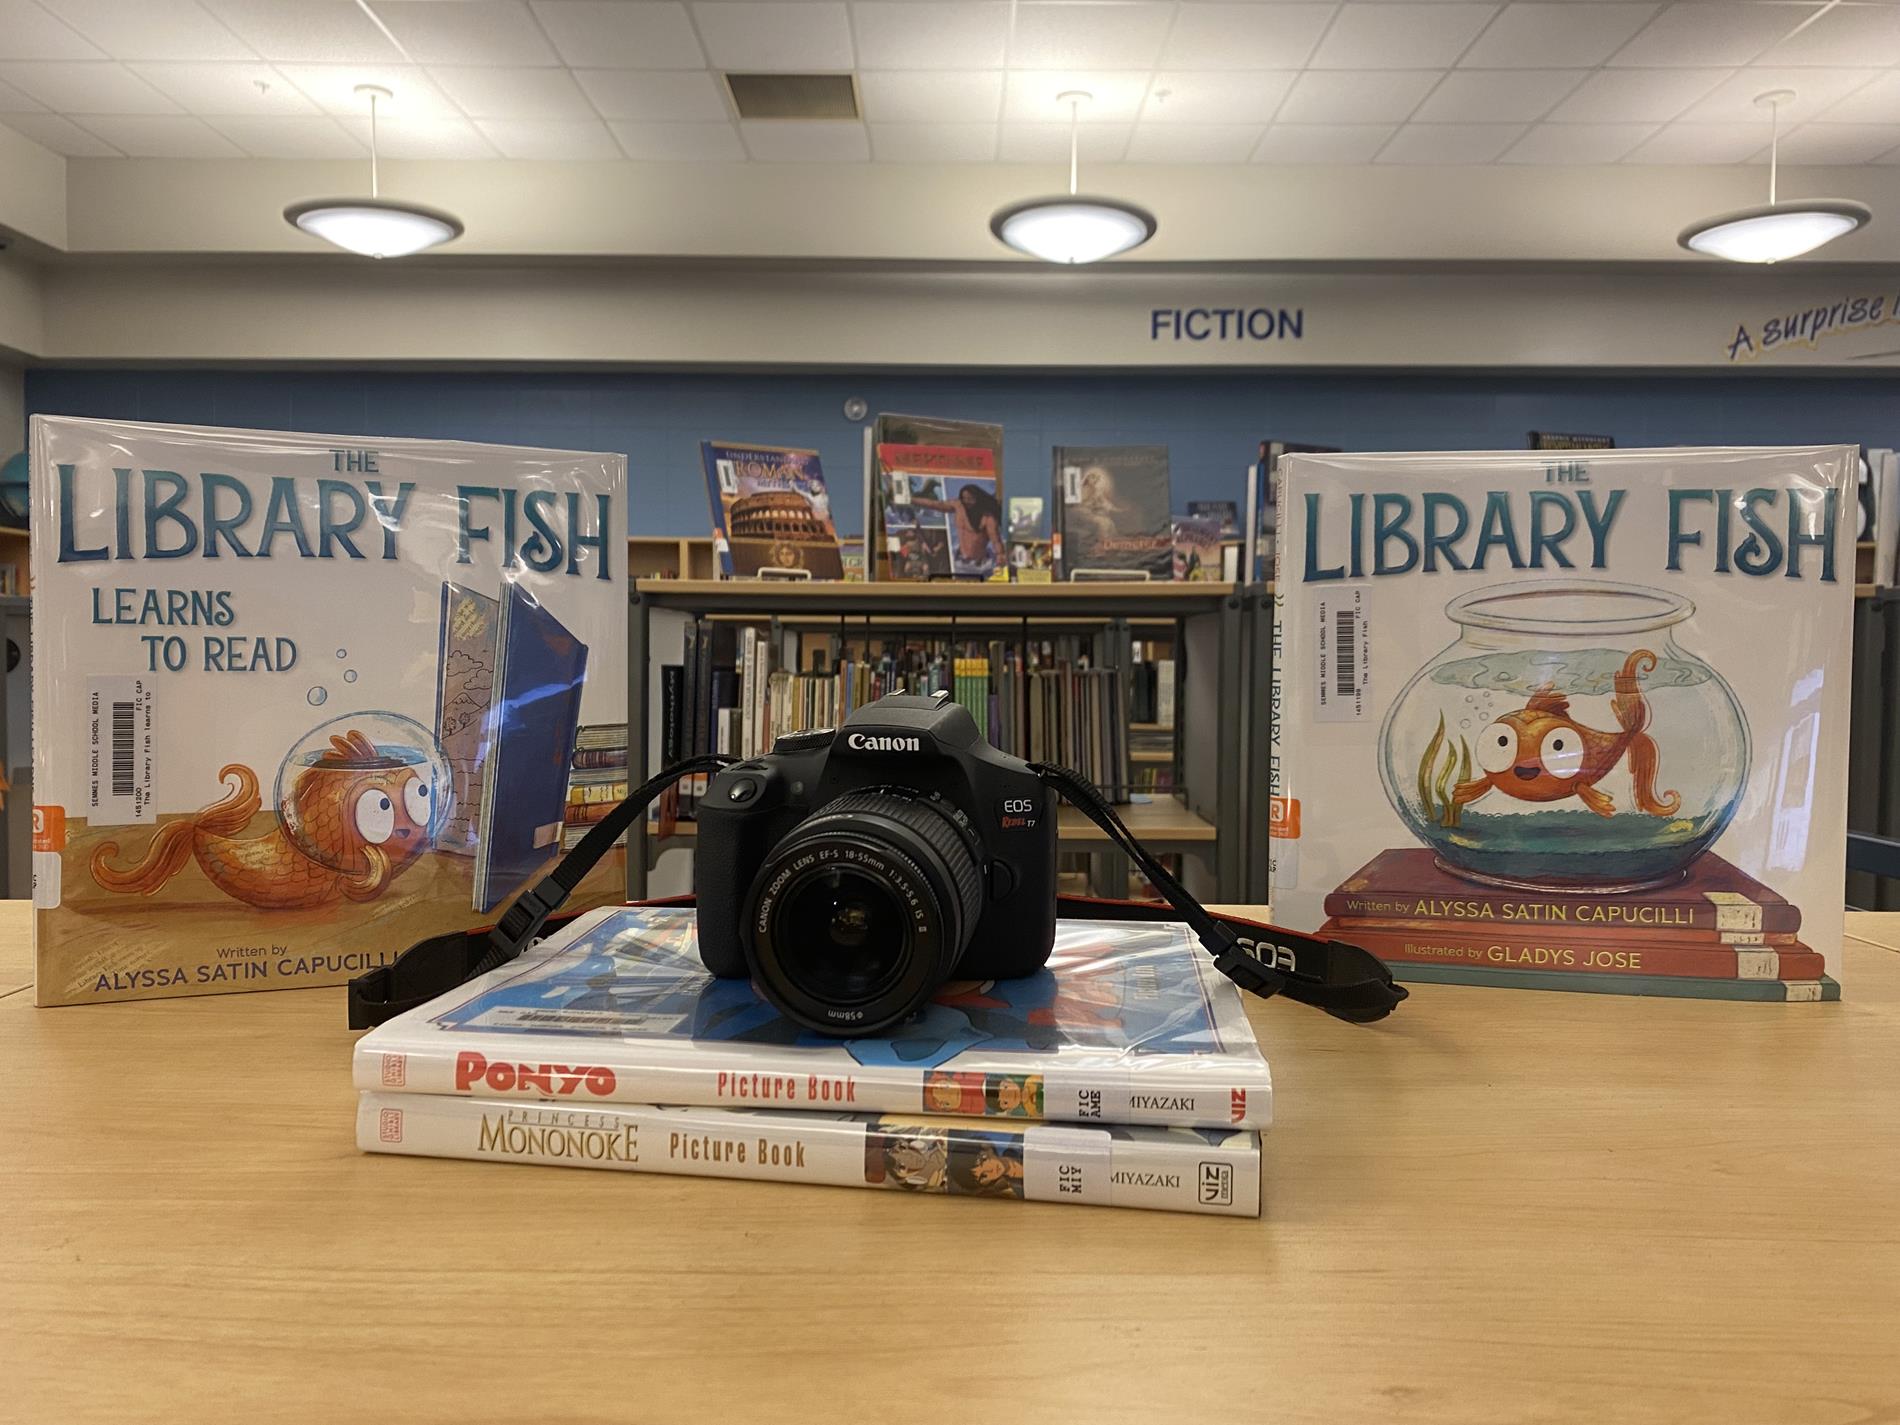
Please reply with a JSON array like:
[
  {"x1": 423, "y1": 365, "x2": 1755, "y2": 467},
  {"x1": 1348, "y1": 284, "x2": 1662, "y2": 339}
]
[{"x1": 696, "y1": 691, "x2": 1058, "y2": 1035}]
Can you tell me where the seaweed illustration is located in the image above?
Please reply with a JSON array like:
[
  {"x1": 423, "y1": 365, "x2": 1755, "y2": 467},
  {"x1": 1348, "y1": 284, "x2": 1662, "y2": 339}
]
[{"x1": 1416, "y1": 713, "x2": 1472, "y2": 829}]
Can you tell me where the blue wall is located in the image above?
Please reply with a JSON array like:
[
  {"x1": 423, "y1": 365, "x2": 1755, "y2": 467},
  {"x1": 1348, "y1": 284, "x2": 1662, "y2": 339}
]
[{"x1": 23, "y1": 367, "x2": 1900, "y2": 536}]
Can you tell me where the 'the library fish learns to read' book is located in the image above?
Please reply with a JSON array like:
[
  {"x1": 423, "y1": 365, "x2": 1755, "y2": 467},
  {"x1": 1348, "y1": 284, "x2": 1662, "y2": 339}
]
[
  {"x1": 30, "y1": 417, "x2": 627, "y2": 1006},
  {"x1": 355, "y1": 906, "x2": 1273, "y2": 1129},
  {"x1": 1270, "y1": 446, "x2": 1856, "y2": 1002}
]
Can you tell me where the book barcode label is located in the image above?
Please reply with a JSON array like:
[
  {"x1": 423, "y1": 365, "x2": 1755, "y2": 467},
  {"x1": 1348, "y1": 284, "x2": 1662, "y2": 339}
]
[
  {"x1": 87, "y1": 676, "x2": 154, "y2": 825},
  {"x1": 1315, "y1": 589, "x2": 1370, "y2": 724}
]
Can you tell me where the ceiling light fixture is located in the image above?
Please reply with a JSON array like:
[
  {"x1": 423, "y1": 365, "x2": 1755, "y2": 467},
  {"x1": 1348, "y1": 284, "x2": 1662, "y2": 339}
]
[
  {"x1": 1678, "y1": 89, "x2": 1870, "y2": 264},
  {"x1": 283, "y1": 85, "x2": 464, "y2": 259},
  {"x1": 990, "y1": 91, "x2": 1156, "y2": 265}
]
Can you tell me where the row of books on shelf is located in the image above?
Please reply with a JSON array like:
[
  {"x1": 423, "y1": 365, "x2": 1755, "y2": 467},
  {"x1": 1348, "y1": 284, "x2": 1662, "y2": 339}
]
[
  {"x1": 354, "y1": 906, "x2": 1266, "y2": 1216},
  {"x1": 660, "y1": 621, "x2": 1148, "y2": 812}
]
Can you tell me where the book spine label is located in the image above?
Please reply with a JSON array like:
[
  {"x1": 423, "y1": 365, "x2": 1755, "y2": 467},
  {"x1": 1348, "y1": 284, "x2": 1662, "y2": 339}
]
[
  {"x1": 355, "y1": 1046, "x2": 1270, "y2": 1130},
  {"x1": 358, "y1": 1093, "x2": 1261, "y2": 1217},
  {"x1": 1343, "y1": 926, "x2": 1824, "y2": 981},
  {"x1": 1322, "y1": 891, "x2": 1798, "y2": 935}
]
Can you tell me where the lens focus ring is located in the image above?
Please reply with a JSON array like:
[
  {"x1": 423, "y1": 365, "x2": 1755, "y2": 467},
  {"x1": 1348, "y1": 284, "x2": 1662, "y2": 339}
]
[{"x1": 800, "y1": 791, "x2": 984, "y2": 937}]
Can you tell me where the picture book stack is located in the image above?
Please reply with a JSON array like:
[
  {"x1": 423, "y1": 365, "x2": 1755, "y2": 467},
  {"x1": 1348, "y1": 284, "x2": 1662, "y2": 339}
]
[
  {"x1": 1052, "y1": 445, "x2": 1172, "y2": 581},
  {"x1": 1270, "y1": 445, "x2": 1857, "y2": 1002},
  {"x1": 30, "y1": 416, "x2": 627, "y2": 1006},
  {"x1": 355, "y1": 907, "x2": 1269, "y2": 1216},
  {"x1": 563, "y1": 723, "x2": 629, "y2": 852}
]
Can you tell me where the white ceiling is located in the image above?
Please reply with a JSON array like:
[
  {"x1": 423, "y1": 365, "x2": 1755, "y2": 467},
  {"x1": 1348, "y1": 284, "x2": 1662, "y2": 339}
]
[{"x1": 0, "y1": 0, "x2": 1899, "y2": 167}]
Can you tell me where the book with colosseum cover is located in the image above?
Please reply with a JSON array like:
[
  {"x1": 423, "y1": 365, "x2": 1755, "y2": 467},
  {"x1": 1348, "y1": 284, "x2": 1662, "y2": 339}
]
[
  {"x1": 29, "y1": 415, "x2": 627, "y2": 1006},
  {"x1": 700, "y1": 441, "x2": 843, "y2": 579}
]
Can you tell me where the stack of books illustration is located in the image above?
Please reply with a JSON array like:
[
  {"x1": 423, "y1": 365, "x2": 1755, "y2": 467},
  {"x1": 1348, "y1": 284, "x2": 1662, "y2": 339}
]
[{"x1": 563, "y1": 723, "x2": 629, "y2": 852}]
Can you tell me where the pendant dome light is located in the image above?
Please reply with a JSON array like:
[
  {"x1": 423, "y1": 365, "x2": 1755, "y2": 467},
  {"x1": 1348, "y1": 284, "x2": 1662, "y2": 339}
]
[
  {"x1": 1678, "y1": 89, "x2": 1870, "y2": 264},
  {"x1": 991, "y1": 91, "x2": 1157, "y2": 265},
  {"x1": 284, "y1": 85, "x2": 465, "y2": 259}
]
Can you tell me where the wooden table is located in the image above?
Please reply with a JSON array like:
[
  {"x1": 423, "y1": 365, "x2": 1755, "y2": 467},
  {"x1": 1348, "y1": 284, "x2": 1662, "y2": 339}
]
[{"x1": 3, "y1": 903, "x2": 1897, "y2": 1425}]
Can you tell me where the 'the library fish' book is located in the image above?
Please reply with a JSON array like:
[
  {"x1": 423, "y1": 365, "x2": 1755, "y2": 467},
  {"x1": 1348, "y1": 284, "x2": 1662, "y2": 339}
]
[
  {"x1": 700, "y1": 441, "x2": 842, "y2": 579},
  {"x1": 1052, "y1": 445, "x2": 1172, "y2": 581},
  {"x1": 30, "y1": 417, "x2": 627, "y2": 1006},
  {"x1": 877, "y1": 443, "x2": 1005, "y2": 580},
  {"x1": 358, "y1": 1094, "x2": 1259, "y2": 1216},
  {"x1": 1270, "y1": 446, "x2": 1857, "y2": 1001},
  {"x1": 355, "y1": 906, "x2": 1272, "y2": 1128}
]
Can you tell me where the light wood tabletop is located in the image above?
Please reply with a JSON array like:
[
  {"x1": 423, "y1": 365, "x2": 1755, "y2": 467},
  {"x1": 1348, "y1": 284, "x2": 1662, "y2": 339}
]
[{"x1": 3, "y1": 901, "x2": 1897, "y2": 1425}]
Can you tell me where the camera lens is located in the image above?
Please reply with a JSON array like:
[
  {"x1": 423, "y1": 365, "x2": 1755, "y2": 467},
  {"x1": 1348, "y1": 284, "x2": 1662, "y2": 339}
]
[{"x1": 745, "y1": 789, "x2": 984, "y2": 1035}]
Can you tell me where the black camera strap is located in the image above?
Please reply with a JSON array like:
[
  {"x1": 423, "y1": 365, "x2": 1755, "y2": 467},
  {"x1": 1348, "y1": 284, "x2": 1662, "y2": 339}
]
[{"x1": 348, "y1": 755, "x2": 1405, "y2": 1029}]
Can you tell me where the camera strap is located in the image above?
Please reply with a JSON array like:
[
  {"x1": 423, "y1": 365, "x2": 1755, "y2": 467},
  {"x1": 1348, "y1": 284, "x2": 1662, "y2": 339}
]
[{"x1": 348, "y1": 754, "x2": 1405, "y2": 1029}]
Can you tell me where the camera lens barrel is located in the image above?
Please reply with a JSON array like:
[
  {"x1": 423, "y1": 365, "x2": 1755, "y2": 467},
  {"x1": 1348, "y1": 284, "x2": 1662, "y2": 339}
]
[{"x1": 744, "y1": 789, "x2": 984, "y2": 1035}]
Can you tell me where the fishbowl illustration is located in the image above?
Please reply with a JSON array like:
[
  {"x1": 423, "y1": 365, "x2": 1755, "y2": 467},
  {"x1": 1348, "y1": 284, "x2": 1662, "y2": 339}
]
[{"x1": 1377, "y1": 580, "x2": 1750, "y2": 891}]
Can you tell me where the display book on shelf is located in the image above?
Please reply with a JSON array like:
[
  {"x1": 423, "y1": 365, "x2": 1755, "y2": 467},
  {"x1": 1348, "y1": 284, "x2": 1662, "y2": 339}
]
[
  {"x1": 355, "y1": 904, "x2": 1265, "y2": 1216},
  {"x1": 864, "y1": 413, "x2": 1006, "y2": 582},
  {"x1": 1269, "y1": 445, "x2": 1858, "y2": 1002}
]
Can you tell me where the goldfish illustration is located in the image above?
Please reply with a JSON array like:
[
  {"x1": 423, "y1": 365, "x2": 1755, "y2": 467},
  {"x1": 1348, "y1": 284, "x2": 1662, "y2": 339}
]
[
  {"x1": 1451, "y1": 649, "x2": 1681, "y2": 820},
  {"x1": 91, "y1": 730, "x2": 435, "y2": 908}
]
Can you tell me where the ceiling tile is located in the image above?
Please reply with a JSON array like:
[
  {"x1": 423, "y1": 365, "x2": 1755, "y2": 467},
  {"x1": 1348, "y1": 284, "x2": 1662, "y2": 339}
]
[
  {"x1": 857, "y1": 70, "x2": 1000, "y2": 123},
  {"x1": 1412, "y1": 69, "x2": 1584, "y2": 123},
  {"x1": 608, "y1": 118, "x2": 743, "y2": 159},
  {"x1": 129, "y1": 62, "x2": 314, "y2": 114},
  {"x1": 1007, "y1": 1, "x2": 1175, "y2": 70},
  {"x1": 1774, "y1": 121, "x2": 1900, "y2": 165},
  {"x1": 1252, "y1": 122, "x2": 1394, "y2": 163},
  {"x1": 0, "y1": 75, "x2": 44, "y2": 111},
  {"x1": 1276, "y1": 69, "x2": 1440, "y2": 124},
  {"x1": 198, "y1": 0, "x2": 403, "y2": 63},
  {"x1": 851, "y1": 3, "x2": 1010, "y2": 71},
  {"x1": 1546, "y1": 66, "x2": 1726, "y2": 123},
  {"x1": 208, "y1": 113, "x2": 362, "y2": 155},
  {"x1": 1608, "y1": 3, "x2": 1807, "y2": 68},
  {"x1": 1500, "y1": 121, "x2": 1655, "y2": 163},
  {"x1": 1143, "y1": 71, "x2": 1295, "y2": 124},
  {"x1": 574, "y1": 68, "x2": 728, "y2": 120},
  {"x1": 371, "y1": 1, "x2": 559, "y2": 67},
  {"x1": 1460, "y1": 3, "x2": 1655, "y2": 70},
  {"x1": 1310, "y1": 4, "x2": 1498, "y2": 71},
  {"x1": 1003, "y1": 70, "x2": 1151, "y2": 122},
  {"x1": 693, "y1": 3, "x2": 854, "y2": 70},
  {"x1": 51, "y1": 0, "x2": 254, "y2": 62},
  {"x1": 340, "y1": 114, "x2": 497, "y2": 157},
  {"x1": 431, "y1": 66, "x2": 595, "y2": 119},
  {"x1": 1162, "y1": 4, "x2": 1333, "y2": 72},
  {"x1": 2, "y1": 111, "x2": 119, "y2": 152},
  {"x1": 476, "y1": 116, "x2": 622, "y2": 157},
  {"x1": 1820, "y1": 70, "x2": 1900, "y2": 125},
  {"x1": 739, "y1": 118, "x2": 869, "y2": 160},
  {"x1": 1760, "y1": 5, "x2": 1900, "y2": 68},
  {"x1": 1376, "y1": 121, "x2": 1524, "y2": 163},
  {"x1": 76, "y1": 113, "x2": 244, "y2": 155},
  {"x1": 274, "y1": 64, "x2": 460, "y2": 118},
  {"x1": 0, "y1": 0, "x2": 104, "y2": 61},
  {"x1": 998, "y1": 119, "x2": 1131, "y2": 161},
  {"x1": 529, "y1": 2, "x2": 705, "y2": 70},
  {"x1": 1622, "y1": 121, "x2": 1765, "y2": 163},
  {"x1": 1126, "y1": 121, "x2": 1264, "y2": 162},
  {"x1": 868, "y1": 120, "x2": 996, "y2": 160},
  {"x1": 0, "y1": 61, "x2": 181, "y2": 113},
  {"x1": 1678, "y1": 67, "x2": 1877, "y2": 125}
]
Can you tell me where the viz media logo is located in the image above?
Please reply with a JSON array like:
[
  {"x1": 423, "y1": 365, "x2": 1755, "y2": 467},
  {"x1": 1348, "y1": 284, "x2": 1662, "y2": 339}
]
[
  {"x1": 454, "y1": 1051, "x2": 616, "y2": 1097},
  {"x1": 1230, "y1": 1088, "x2": 1247, "y2": 1124},
  {"x1": 846, "y1": 733, "x2": 922, "y2": 752}
]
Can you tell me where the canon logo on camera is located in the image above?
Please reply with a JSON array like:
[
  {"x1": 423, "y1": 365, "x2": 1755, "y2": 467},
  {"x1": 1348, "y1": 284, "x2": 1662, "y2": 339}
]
[{"x1": 845, "y1": 732, "x2": 922, "y2": 752}]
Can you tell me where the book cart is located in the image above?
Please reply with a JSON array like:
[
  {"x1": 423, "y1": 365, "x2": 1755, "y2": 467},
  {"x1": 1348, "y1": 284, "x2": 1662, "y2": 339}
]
[{"x1": 626, "y1": 578, "x2": 1247, "y2": 901}]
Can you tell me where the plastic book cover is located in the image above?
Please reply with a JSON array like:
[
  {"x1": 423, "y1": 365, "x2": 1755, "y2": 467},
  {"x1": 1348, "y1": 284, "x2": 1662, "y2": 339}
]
[
  {"x1": 355, "y1": 906, "x2": 1273, "y2": 1128},
  {"x1": 877, "y1": 443, "x2": 1004, "y2": 580},
  {"x1": 359, "y1": 1092, "x2": 1261, "y2": 1216},
  {"x1": 699, "y1": 441, "x2": 842, "y2": 579},
  {"x1": 29, "y1": 416, "x2": 627, "y2": 1005},
  {"x1": 868, "y1": 414, "x2": 1003, "y2": 578},
  {"x1": 1270, "y1": 446, "x2": 1856, "y2": 1001},
  {"x1": 1051, "y1": 445, "x2": 1172, "y2": 580}
]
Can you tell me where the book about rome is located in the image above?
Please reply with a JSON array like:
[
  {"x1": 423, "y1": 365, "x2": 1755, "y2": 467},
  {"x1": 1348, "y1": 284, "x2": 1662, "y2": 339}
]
[
  {"x1": 358, "y1": 1095, "x2": 1260, "y2": 1217},
  {"x1": 354, "y1": 905, "x2": 1273, "y2": 1129},
  {"x1": 1269, "y1": 446, "x2": 1856, "y2": 1002},
  {"x1": 30, "y1": 416, "x2": 627, "y2": 1006}
]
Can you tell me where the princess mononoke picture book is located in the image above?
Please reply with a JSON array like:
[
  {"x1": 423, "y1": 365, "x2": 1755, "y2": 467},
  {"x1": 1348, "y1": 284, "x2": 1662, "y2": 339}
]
[
  {"x1": 30, "y1": 416, "x2": 627, "y2": 1006},
  {"x1": 1270, "y1": 446, "x2": 1856, "y2": 1002},
  {"x1": 354, "y1": 906, "x2": 1273, "y2": 1129}
]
